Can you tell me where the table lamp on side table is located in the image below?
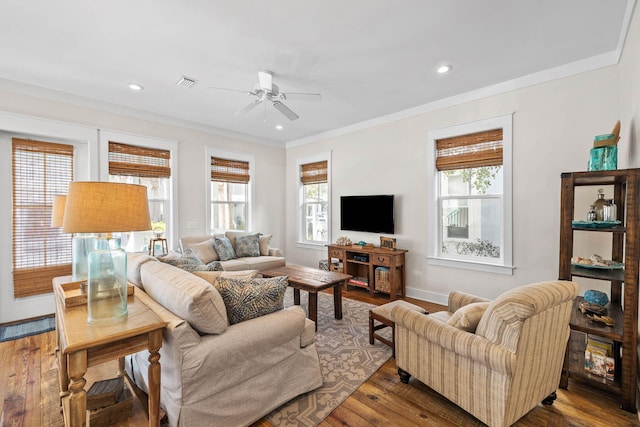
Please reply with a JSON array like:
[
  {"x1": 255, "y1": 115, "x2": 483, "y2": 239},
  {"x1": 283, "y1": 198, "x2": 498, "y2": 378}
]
[
  {"x1": 51, "y1": 194, "x2": 97, "y2": 285},
  {"x1": 62, "y1": 182, "x2": 151, "y2": 324}
]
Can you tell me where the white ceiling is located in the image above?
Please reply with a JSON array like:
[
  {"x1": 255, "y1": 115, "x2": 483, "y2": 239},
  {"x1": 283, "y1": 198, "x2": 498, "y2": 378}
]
[{"x1": 0, "y1": 1, "x2": 635, "y2": 145}]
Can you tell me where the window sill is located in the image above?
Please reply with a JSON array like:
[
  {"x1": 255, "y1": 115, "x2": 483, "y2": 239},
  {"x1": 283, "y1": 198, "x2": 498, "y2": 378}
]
[
  {"x1": 427, "y1": 256, "x2": 514, "y2": 275},
  {"x1": 296, "y1": 241, "x2": 328, "y2": 251}
]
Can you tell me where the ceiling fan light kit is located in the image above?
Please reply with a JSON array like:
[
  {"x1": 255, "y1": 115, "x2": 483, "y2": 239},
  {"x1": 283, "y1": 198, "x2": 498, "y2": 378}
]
[{"x1": 210, "y1": 70, "x2": 321, "y2": 121}]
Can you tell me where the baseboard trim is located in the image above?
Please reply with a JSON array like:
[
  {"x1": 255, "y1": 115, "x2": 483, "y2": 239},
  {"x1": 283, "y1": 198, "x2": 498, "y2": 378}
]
[{"x1": 405, "y1": 287, "x2": 448, "y2": 306}]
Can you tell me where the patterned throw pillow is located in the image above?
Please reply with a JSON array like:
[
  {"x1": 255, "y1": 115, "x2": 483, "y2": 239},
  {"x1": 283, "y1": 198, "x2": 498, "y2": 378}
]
[
  {"x1": 213, "y1": 237, "x2": 236, "y2": 261},
  {"x1": 158, "y1": 252, "x2": 223, "y2": 272},
  {"x1": 213, "y1": 276, "x2": 288, "y2": 324},
  {"x1": 235, "y1": 233, "x2": 261, "y2": 257}
]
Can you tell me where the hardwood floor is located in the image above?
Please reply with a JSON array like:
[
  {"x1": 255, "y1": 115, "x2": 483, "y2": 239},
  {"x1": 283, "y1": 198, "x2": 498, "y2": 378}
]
[{"x1": 1, "y1": 286, "x2": 639, "y2": 426}]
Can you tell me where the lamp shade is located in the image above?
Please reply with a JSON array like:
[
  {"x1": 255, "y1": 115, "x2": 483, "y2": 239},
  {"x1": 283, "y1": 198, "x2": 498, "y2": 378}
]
[
  {"x1": 62, "y1": 182, "x2": 151, "y2": 233},
  {"x1": 50, "y1": 195, "x2": 67, "y2": 227}
]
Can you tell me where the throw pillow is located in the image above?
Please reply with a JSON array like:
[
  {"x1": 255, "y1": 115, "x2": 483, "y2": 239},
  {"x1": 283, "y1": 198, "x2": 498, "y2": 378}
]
[
  {"x1": 190, "y1": 238, "x2": 220, "y2": 263},
  {"x1": 447, "y1": 302, "x2": 490, "y2": 333},
  {"x1": 193, "y1": 270, "x2": 260, "y2": 285},
  {"x1": 158, "y1": 252, "x2": 204, "y2": 272},
  {"x1": 213, "y1": 276, "x2": 288, "y2": 324},
  {"x1": 259, "y1": 234, "x2": 272, "y2": 256},
  {"x1": 158, "y1": 252, "x2": 223, "y2": 273},
  {"x1": 213, "y1": 237, "x2": 236, "y2": 261},
  {"x1": 235, "y1": 233, "x2": 261, "y2": 257},
  {"x1": 224, "y1": 231, "x2": 255, "y2": 251}
]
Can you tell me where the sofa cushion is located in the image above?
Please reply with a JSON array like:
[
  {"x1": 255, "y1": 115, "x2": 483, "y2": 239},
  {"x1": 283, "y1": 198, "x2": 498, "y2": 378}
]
[
  {"x1": 259, "y1": 234, "x2": 272, "y2": 256},
  {"x1": 213, "y1": 236, "x2": 236, "y2": 261},
  {"x1": 213, "y1": 276, "x2": 288, "y2": 324},
  {"x1": 190, "y1": 238, "x2": 219, "y2": 263},
  {"x1": 447, "y1": 302, "x2": 490, "y2": 333},
  {"x1": 127, "y1": 252, "x2": 157, "y2": 289},
  {"x1": 141, "y1": 261, "x2": 228, "y2": 334},
  {"x1": 235, "y1": 233, "x2": 261, "y2": 257},
  {"x1": 220, "y1": 256, "x2": 286, "y2": 272},
  {"x1": 193, "y1": 269, "x2": 260, "y2": 285}
]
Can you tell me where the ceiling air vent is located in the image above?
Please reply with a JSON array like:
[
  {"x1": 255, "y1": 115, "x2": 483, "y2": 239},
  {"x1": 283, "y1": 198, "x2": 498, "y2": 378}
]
[{"x1": 176, "y1": 76, "x2": 198, "y2": 88}]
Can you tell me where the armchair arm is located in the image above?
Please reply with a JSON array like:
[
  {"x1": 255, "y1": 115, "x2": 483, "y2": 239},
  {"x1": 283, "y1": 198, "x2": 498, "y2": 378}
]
[
  {"x1": 392, "y1": 305, "x2": 515, "y2": 375},
  {"x1": 448, "y1": 290, "x2": 491, "y2": 313}
]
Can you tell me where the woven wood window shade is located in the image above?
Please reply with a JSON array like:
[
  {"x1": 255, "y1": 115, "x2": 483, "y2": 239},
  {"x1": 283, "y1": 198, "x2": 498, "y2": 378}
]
[
  {"x1": 300, "y1": 161, "x2": 328, "y2": 184},
  {"x1": 12, "y1": 138, "x2": 74, "y2": 298},
  {"x1": 436, "y1": 128, "x2": 503, "y2": 171},
  {"x1": 108, "y1": 141, "x2": 171, "y2": 178},
  {"x1": 211, "y1": 157, "x2": 250, "y2": 183}
]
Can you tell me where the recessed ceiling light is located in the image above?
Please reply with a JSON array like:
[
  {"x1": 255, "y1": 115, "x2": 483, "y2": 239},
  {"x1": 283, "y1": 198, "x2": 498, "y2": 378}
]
[
  {"x1": 437, "y1": 65, "x2": 452, "y2": 74},
  {"x1": 275, "y1": 124, "x2": 284, "y2": 130},
  {"x1": 128, "y1": 83, "x2": 144, "y2": 91}
]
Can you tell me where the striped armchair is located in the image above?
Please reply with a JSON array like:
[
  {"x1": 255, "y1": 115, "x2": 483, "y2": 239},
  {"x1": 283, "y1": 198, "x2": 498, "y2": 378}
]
[{"x1": 392, "y1": 280, "x2": 579, "y2": 427}]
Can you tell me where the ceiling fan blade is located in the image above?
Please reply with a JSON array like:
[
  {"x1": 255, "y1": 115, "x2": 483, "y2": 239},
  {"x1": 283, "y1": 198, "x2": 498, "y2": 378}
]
[
  {"x1": 282, "y1": 92, "x2": 322, "y2": 101},
  {"x1": 258, "y1": 70, "x2": 273, "y2": 91},
  {"x1": 272, "y1": 101, "x2": 299, "y2": 121},
  {"x1": 208, "y1": 86, "x2": 253, "y2": 95},
  {"x1": 236, "y1": 99, "x2": 262, "y2": 115}
]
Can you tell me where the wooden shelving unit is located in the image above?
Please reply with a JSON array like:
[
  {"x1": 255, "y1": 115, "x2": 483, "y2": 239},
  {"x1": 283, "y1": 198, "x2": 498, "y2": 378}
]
[
  {"x1": 328, "y1": 244, "x2": 407, "y2": 300},
  {"x1": 558, "y1": 169, "x2": 640, "y2": 412}
]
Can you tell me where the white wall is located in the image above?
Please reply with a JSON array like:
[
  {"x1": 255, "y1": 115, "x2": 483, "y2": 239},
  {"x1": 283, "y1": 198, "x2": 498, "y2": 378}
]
[
  {"x1": 285, "y1": 7, "x2": 640, "y2": 304},
  {"x1": 0, "y1": 91, "x2": 285, "y2": 323}
]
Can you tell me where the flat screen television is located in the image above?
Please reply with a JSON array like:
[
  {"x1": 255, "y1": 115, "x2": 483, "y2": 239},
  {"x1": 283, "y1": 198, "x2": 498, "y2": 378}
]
[{"x1": 340, "y1": 195, "x2": 394, "y2": 234}]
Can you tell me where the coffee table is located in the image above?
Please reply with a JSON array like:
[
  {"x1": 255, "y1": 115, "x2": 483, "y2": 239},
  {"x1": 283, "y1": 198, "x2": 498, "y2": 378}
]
[{"x1": 261, "y1": 265, "x2": 352, "y2": 330}]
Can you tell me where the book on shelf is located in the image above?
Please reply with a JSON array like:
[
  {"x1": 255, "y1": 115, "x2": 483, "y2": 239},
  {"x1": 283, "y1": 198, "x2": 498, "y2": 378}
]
[
  {"x1": 585, "y1": 335, "x2": 614, "y2": 380},
  {"x1": 348, "y1": 277, "x2": 368, "y2": 287}
]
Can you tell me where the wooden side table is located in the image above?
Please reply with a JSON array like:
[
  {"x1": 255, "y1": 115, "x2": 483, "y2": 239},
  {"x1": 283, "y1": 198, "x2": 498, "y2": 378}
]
[{"x1": 53, "y1": 276, "x2": 166, "y2": 427}]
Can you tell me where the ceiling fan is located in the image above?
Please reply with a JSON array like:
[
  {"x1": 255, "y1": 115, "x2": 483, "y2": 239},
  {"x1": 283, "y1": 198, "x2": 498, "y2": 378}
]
[{"x1": 209, "y1": 70, "x2": 321, "y2": 121}]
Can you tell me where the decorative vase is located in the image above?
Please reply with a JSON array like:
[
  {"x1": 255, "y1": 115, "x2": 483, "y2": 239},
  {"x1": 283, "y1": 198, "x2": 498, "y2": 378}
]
[{"x1": 87, "y1": 236, "x2": 128, "y2": 323}]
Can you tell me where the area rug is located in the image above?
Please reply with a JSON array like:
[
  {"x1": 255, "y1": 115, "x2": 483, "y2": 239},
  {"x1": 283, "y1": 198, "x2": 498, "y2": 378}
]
[
  {"x1": 266, "y1": 289, "x2": 392, "y2": 427},
  {"x1": 0, "y1": 314, "x2": 56, "y2": 342}
]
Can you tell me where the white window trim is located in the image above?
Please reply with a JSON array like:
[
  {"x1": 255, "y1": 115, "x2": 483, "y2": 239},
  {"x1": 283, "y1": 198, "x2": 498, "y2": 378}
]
[
  {"x1": 296, "y1": 151, "x2": 331, "y2": 249},
  {"x1": 98, "y1": 130, "x2": 179, "y2": 249},
  {"x1": 0, "y1": 111, "x2": 98, "y2": 323},
  {"x1": 426, "y1": 113, "x2": 514, "y2": 275},
  {"x1": 204, "y1": 147, "x2": 255, "y2": 234}
]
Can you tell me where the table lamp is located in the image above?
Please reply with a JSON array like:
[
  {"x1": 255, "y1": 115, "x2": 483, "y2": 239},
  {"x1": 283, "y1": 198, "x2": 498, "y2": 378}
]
[
  {"x1": 62, "y1": 182, "x2": 151, "y2": 323},
  {"x1": 50, "y1": 195, "x2": 67, "y2": 228},
  {"x1": 51, "y1": 194, "x2": 97, "y2": 283}
]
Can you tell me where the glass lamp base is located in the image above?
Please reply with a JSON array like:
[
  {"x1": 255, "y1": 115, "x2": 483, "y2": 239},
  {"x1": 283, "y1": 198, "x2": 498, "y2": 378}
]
[
  {"x1": 87, "y1": 237, "x2": 128, "y2": 324},
  {"x1": 72, "y1": 233, "x2": 97, "y2": 282}
]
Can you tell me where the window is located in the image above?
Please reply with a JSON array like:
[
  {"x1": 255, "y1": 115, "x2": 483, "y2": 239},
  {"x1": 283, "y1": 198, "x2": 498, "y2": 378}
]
[
  {"x1": 108, "y1": 141, "x2": 171, "y2": 252},
  {"x1": 298, "y1": 155, "x2": 330, "y2": 245},
  {"x1": 210, "y1": 156, "x2": 250, "y2": 233},
  {"x1": 12, "y1": 138, "x2": 74, "y2": 297},
  {"x1": 427, "y1": 114, "x2": 513, "y2": 274}
]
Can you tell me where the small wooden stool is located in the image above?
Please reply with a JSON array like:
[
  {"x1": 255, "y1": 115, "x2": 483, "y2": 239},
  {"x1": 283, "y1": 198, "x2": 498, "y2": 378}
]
[{"x1": 369, "y1": 300, "x2": 427, "y2": 357}]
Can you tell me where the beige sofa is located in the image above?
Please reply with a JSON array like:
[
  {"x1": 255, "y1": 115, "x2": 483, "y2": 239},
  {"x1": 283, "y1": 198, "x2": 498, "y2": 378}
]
[
  {"x1": 125, "y1": 253, "x2": 323, "y2": 427},
  {"x1": 179, "y1": 231, "x2": 285, "y2": 272},
  {"x1": 392, "y1": 280, "x2": 579, "y2": 427}
]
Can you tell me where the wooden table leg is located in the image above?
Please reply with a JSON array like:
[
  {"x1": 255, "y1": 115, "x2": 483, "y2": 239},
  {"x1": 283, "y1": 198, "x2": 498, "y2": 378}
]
[
  {"x1": 334, "y1": 282, "x2": 343, "y2": 320},
  {"x1": 148, "y1": 330, "x2": 162, "y2": 427},
  {"x1": 67, "y1": 350, "x2": 87, "y2": 427},
  {"x1": 293, "y1": 288, "x2": 301, "y2": 306},
  {"x1": 308, "y1": 292, "x2": 318, "y2": 331}
]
